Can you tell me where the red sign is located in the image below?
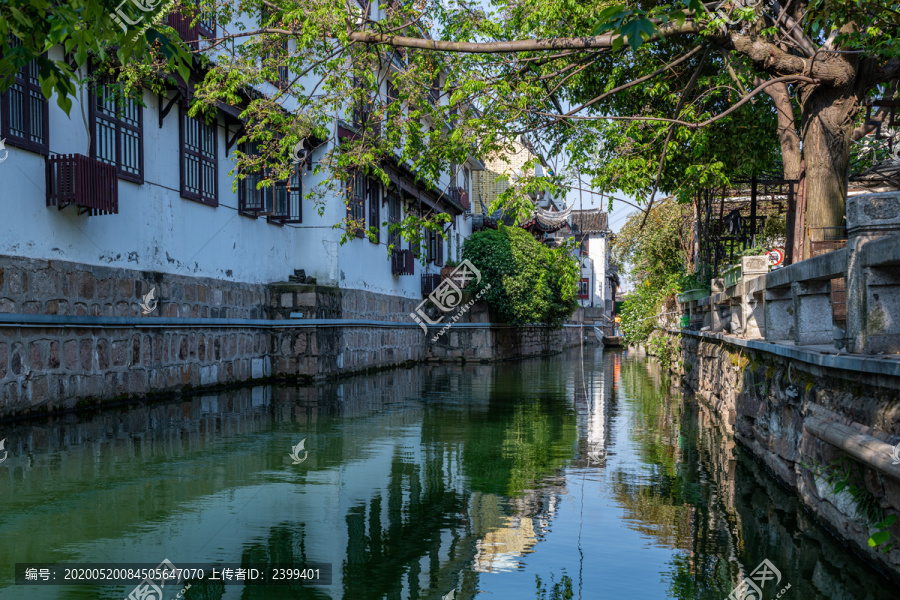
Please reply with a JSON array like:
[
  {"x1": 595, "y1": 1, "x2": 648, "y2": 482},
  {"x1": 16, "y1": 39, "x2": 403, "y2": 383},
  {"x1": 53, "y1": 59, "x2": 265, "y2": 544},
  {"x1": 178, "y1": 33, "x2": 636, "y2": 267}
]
[{"x1": 767, "y1": 247, "x2": 784, "y2": 266}]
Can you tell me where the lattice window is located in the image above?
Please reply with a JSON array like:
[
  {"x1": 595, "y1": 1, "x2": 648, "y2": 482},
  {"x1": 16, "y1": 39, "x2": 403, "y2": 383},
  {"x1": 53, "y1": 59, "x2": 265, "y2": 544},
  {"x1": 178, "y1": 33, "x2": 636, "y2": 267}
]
[
  {"x1": 388, "y1": 193, "x2": 402, "y2": 248},
  {"x1": 347, "y1": 170, "x2": 366, "y2": 236},
  {"x1": 368, "y1": 178, "x2": 380, "y2": 243},
  {"x1": 196, "y1": 0, "x2": 216, "y2": 37},
  {"x1": 0, "y1": 37, "x2": 49, "y2": 155},
  {"x1": 91, "y1": 84, "x2": 143, "y2": 182},
  {"x1": 238, "y1": 141, "x2": 302, "y2": 222},
  {"x1": 181, "y1": 109, "x2": 218, "y2": 205}
]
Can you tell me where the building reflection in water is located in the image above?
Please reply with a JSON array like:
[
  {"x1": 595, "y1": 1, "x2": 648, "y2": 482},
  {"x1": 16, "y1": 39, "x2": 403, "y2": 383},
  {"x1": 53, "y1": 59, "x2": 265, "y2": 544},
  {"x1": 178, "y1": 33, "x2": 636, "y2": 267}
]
[{"x1": 0, "y1": 350, "x2": 895, "y2": 599}]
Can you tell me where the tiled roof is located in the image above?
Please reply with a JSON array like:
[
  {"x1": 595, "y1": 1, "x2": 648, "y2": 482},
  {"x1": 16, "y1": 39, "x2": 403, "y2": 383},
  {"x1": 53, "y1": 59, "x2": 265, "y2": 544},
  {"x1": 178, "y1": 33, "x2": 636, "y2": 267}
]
[{"x1": 569, "y1": 210, "x2": 608, "y2": 233}]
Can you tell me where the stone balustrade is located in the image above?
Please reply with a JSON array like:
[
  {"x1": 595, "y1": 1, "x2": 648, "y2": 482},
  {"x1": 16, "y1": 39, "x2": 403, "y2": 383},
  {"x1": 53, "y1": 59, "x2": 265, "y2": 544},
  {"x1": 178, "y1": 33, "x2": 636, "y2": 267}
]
[{"x1": 678, "y1": 191, "x2": 900, "y2": 355}]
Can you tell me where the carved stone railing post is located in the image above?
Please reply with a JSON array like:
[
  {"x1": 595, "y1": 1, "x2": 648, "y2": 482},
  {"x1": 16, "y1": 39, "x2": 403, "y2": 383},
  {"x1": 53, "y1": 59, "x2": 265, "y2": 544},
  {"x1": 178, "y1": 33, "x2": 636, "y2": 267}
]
[
  {"x1": 739, "y1": 256, "x2": 768, "y2": 338},
  {"x1": 846, "y1": 192, "x2": 900, "y2": 354},
  {"x1": 709, "y1": 278, "x2": 726, "y2": 332}
]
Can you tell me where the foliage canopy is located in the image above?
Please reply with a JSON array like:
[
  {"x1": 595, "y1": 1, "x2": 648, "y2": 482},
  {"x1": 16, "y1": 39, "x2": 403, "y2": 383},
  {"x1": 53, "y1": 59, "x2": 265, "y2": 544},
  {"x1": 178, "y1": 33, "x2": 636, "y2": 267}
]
[{"x1": 462, "y1": 226, "x2": 579, "y2": 327}]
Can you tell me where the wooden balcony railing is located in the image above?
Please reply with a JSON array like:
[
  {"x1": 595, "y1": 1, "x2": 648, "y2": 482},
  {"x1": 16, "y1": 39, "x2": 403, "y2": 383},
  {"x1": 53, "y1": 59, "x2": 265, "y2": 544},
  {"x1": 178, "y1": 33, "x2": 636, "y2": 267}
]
[
  {"x1": 167, "y1": 10, "x2": 201, "y2": 49},
  {"x1": 447, "y1": 186, "x2": 469, "y2": 210},
  {"x1": 391, "y1": 248, "x2": 415, "y2": 276},
  {"x1": 46, "y1": 154, "x2": 118, "y2": 216}
]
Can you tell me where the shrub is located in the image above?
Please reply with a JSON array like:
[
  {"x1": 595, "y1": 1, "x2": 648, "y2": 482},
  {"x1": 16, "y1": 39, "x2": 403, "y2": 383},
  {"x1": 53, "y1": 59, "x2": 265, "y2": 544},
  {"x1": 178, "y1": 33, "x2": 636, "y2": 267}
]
[{"x1": 462, "y1": 225, "x2": 579, "y2": 326}]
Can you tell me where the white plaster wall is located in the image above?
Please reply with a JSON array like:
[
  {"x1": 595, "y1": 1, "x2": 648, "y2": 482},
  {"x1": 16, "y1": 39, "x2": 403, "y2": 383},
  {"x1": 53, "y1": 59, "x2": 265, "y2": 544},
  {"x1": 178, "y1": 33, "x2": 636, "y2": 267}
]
[
  {"x1": 0, "y1": 53, "x2": 300, "y2": 285},
  {"x1": 577, "y1": 235, "x2": 606, "y2": 308},
  {"x1": 0, "y1": 20, "x2": 473, "y2": 298}
]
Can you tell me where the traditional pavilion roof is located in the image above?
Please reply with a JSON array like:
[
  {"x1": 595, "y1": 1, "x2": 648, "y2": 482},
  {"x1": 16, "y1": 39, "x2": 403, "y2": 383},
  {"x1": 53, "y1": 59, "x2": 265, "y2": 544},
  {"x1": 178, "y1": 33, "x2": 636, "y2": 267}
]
[{"x1": 569, "y1": 209, "x2": 608, "y2": 234}]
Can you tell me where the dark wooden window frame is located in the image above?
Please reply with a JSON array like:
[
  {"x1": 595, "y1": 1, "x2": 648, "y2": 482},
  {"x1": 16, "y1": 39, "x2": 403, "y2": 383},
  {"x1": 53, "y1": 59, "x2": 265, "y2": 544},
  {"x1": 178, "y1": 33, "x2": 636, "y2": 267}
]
[
  {"x1": 347, "y1": 170, "x2": 366, "y2": 237},
  {"x1": 195, "y1": 0, "x2": 216, "y2": 38},
  {"x1": 388, "y1": 193, "x2": 402, "y2": 249},
  {"x1": 237, "y1": 140, "x2": 267, "y2": 217},
  {"x1": 236, "y1": 140, "x2": 302, "y2": 223},
  {"x1": 368, "y1": 178, "x2": 380, "y2": 243},
  {"x1": 427, "y1": 229, "x2": 440, "y2": 264},
  {"x1": 264, "y1": 38, "x2": 289, "y2": 87},
  {"x1": 0, "y1": 48, "x2": 50, "y2": 156},
  {"x1": 89, "y1": 83, "x2": 144, "y2": 183},
  {"x1": 386, "y1": 77, "x2": 399, "y2": 107},
  {"x1": 179, "y1": 104, "x2": 218, "y2": 206},
  {"x1": 434, "y1": 231, "x2": 444, "y2": 267}
]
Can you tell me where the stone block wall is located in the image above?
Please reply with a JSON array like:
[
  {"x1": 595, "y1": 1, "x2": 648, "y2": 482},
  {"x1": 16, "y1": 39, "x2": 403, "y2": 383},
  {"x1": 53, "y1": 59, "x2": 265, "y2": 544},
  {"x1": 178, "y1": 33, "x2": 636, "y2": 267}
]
[
  {"x1": 0, "y1": 257, "x2": 583, "y2": 416},
  {"x1": 0, "y1": 255, "x2": 269, "y2": 319},
  {"x1": 670, "y1": 332, "x2": 900, "y2": 579},
  {"x1": 428, "y1": 324, "x2": 582, "y2": 362},
  {"x1": 271, "y1": 326, "x2": 428, "y2": 379},
  {"x1": 269, "y1": 282, "x2": 495, "y2": 324},
  {"x1": 0, "y1": 325, "x2": 271, "y2": 416}
]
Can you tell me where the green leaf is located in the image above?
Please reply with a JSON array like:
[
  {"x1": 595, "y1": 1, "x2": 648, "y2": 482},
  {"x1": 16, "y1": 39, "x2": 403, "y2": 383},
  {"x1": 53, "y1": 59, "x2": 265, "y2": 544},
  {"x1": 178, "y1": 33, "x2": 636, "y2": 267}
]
[
  {"x1": 620, "y1": 19, "x2": 657, "y2": 50},
  {"x1": 875, "y1": 514, "x2": 897, "y2": 529},
  {"x1": 56, "y1": 93, "x2": 73, "y2": 115},
  {"x1": 40, "y1": 71, "x2": 57, "y2": 101},
  {"x1": 592, "y1": 5, "x2": 628, "y2": 34},
  {"x1": 868, "y1": 530, "x2": 891, "y2": 547}
]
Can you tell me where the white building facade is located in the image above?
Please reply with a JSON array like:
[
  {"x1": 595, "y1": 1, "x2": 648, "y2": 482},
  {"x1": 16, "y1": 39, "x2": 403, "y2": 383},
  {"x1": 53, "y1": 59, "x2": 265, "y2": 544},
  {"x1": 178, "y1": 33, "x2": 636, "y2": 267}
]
[{"x1": 0, "y1": 2, "x2": 479, "y2": 303}]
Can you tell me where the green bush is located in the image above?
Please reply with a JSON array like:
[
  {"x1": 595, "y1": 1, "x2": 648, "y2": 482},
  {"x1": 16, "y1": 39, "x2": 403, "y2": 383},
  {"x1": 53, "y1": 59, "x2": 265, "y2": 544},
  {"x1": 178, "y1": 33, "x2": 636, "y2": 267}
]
[{"x1": 462, "y1": 225, "x2": 579, "y2": 326}]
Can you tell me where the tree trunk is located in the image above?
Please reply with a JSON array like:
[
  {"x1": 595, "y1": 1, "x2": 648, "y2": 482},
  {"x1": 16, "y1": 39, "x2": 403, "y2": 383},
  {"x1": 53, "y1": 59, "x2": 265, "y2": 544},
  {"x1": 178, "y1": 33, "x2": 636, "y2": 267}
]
[
  {"x1": 762, "y1": 80, "x2": 802, "y2": 181},
  {"x1": 799, "y1": 83, "x2": 858, "y2": 258}
]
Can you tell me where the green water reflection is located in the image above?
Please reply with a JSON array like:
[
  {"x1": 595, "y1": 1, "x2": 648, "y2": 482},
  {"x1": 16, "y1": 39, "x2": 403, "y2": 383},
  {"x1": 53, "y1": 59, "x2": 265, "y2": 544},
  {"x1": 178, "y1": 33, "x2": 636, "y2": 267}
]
[{"x1": 0, "y1": 349, "x2": 894, "y2": 599}]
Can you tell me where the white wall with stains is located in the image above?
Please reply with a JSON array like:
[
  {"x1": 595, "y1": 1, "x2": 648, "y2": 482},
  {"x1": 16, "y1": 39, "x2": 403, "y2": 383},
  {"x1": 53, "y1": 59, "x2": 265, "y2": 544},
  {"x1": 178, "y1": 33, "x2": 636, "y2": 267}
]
[{"x1": 0, "y1": 47, "x2": 472, "y2": 301}]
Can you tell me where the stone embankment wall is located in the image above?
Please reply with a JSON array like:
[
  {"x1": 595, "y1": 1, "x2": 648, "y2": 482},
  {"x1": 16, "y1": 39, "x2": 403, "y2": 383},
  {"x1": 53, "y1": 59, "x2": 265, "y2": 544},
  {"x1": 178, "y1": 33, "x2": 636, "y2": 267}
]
[
  {"x1": 0, "y1": 256, "x2": 581, "y2": 417},
  {"x1": 269, "y1": 284, "x2": 581, "y2": 379},
  {"x1": 0, "y1": 256, "x2": 272, "y2": 414},
  {"x1": 0, "y1": 255, "x2": 269, "y2": 318},
  {"x1": 665, "y1": 331, "x2": 900, "y2": 581}
]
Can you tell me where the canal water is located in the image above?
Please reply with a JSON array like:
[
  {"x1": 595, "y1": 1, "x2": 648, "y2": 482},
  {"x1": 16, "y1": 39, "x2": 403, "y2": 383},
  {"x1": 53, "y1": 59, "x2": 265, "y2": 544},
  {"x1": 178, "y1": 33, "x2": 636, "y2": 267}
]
[{"x1": 0, "y1": 347, "x2": 894, "y2": 599}]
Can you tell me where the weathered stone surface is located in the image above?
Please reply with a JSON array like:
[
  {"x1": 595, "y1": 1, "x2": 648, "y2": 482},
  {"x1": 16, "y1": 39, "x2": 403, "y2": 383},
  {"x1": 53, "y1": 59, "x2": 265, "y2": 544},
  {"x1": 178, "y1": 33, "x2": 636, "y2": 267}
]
[
  {"x1": 0, "y1": 256, "x2": 582, "y2": 427},
  {"x1": 671, "y1": 330, "x2": 900, "y2": 579},
  {"x1": 48, "y1": 341, "x2": 60, "y2": 369}
]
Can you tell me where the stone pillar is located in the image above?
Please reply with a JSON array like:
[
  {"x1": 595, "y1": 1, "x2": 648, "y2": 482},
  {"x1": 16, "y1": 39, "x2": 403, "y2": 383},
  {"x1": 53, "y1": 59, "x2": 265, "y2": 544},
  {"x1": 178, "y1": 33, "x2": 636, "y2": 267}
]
[
  {"x1": 729, "y1": 295, "x2": 742, "y2": 335},
  {"x1": 710, "y1": 278, "x2": 726, "y2": 332},
  {"x1": 712, "y1": 301, "x2": 729, "y2": 333},
  {"x1": 764, "y1": 287, "x2": 793, "y2": 342},
  {"x1": 791, "y1": 280, "x2": 833, "y2": 345},
  {"x1": 739, "y1": 256, "x2": 769, "y2": 339},
  {"x1": 845, "y1": 191, "x2": 900, "y2": 354},
  {"x1": 742, "y1": 289, "x2": 765, "y2": 338},
  {"x1": 863, "y1": 267, "x2": 900, "y2": 353}
]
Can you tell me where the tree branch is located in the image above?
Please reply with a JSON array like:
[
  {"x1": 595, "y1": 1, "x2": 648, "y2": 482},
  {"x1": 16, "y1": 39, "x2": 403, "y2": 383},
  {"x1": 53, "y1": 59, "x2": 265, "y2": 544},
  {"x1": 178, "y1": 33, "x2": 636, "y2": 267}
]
[
  {"x1": 641, "y1": 47, "x2": 710, "y2": 229},
  {"x1": 346, "y1": 21, "x2": 703, "y2": 53},
  {"x1": 758, "y1": 77, "x2": 802, "y2": 179},
  {"x1": 533, "y1": 75, "x2": 821, "y2": 130},
  {"x1": 721, "y1": 32, "x2": 854, "y2": 86},
  {"x1": 850, "y1": 103, "x2": 892, "y2": 142},
  {"x1": 535, "y1": 45, "x2": 705, "y2": 132}
]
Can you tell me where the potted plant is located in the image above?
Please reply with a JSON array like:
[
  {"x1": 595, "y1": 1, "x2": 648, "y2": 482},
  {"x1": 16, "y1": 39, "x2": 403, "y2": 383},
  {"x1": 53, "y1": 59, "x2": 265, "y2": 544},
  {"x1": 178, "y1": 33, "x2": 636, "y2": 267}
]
[
  {"x1": 441, "y1": 258, "x2": 460, "y2": 281},
  {"x1": 723, "y1": 263, "x2": 741, "y2": 288},
  {"x1": 675, "y1": 273, "x2": 710, "y2": 304}
]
